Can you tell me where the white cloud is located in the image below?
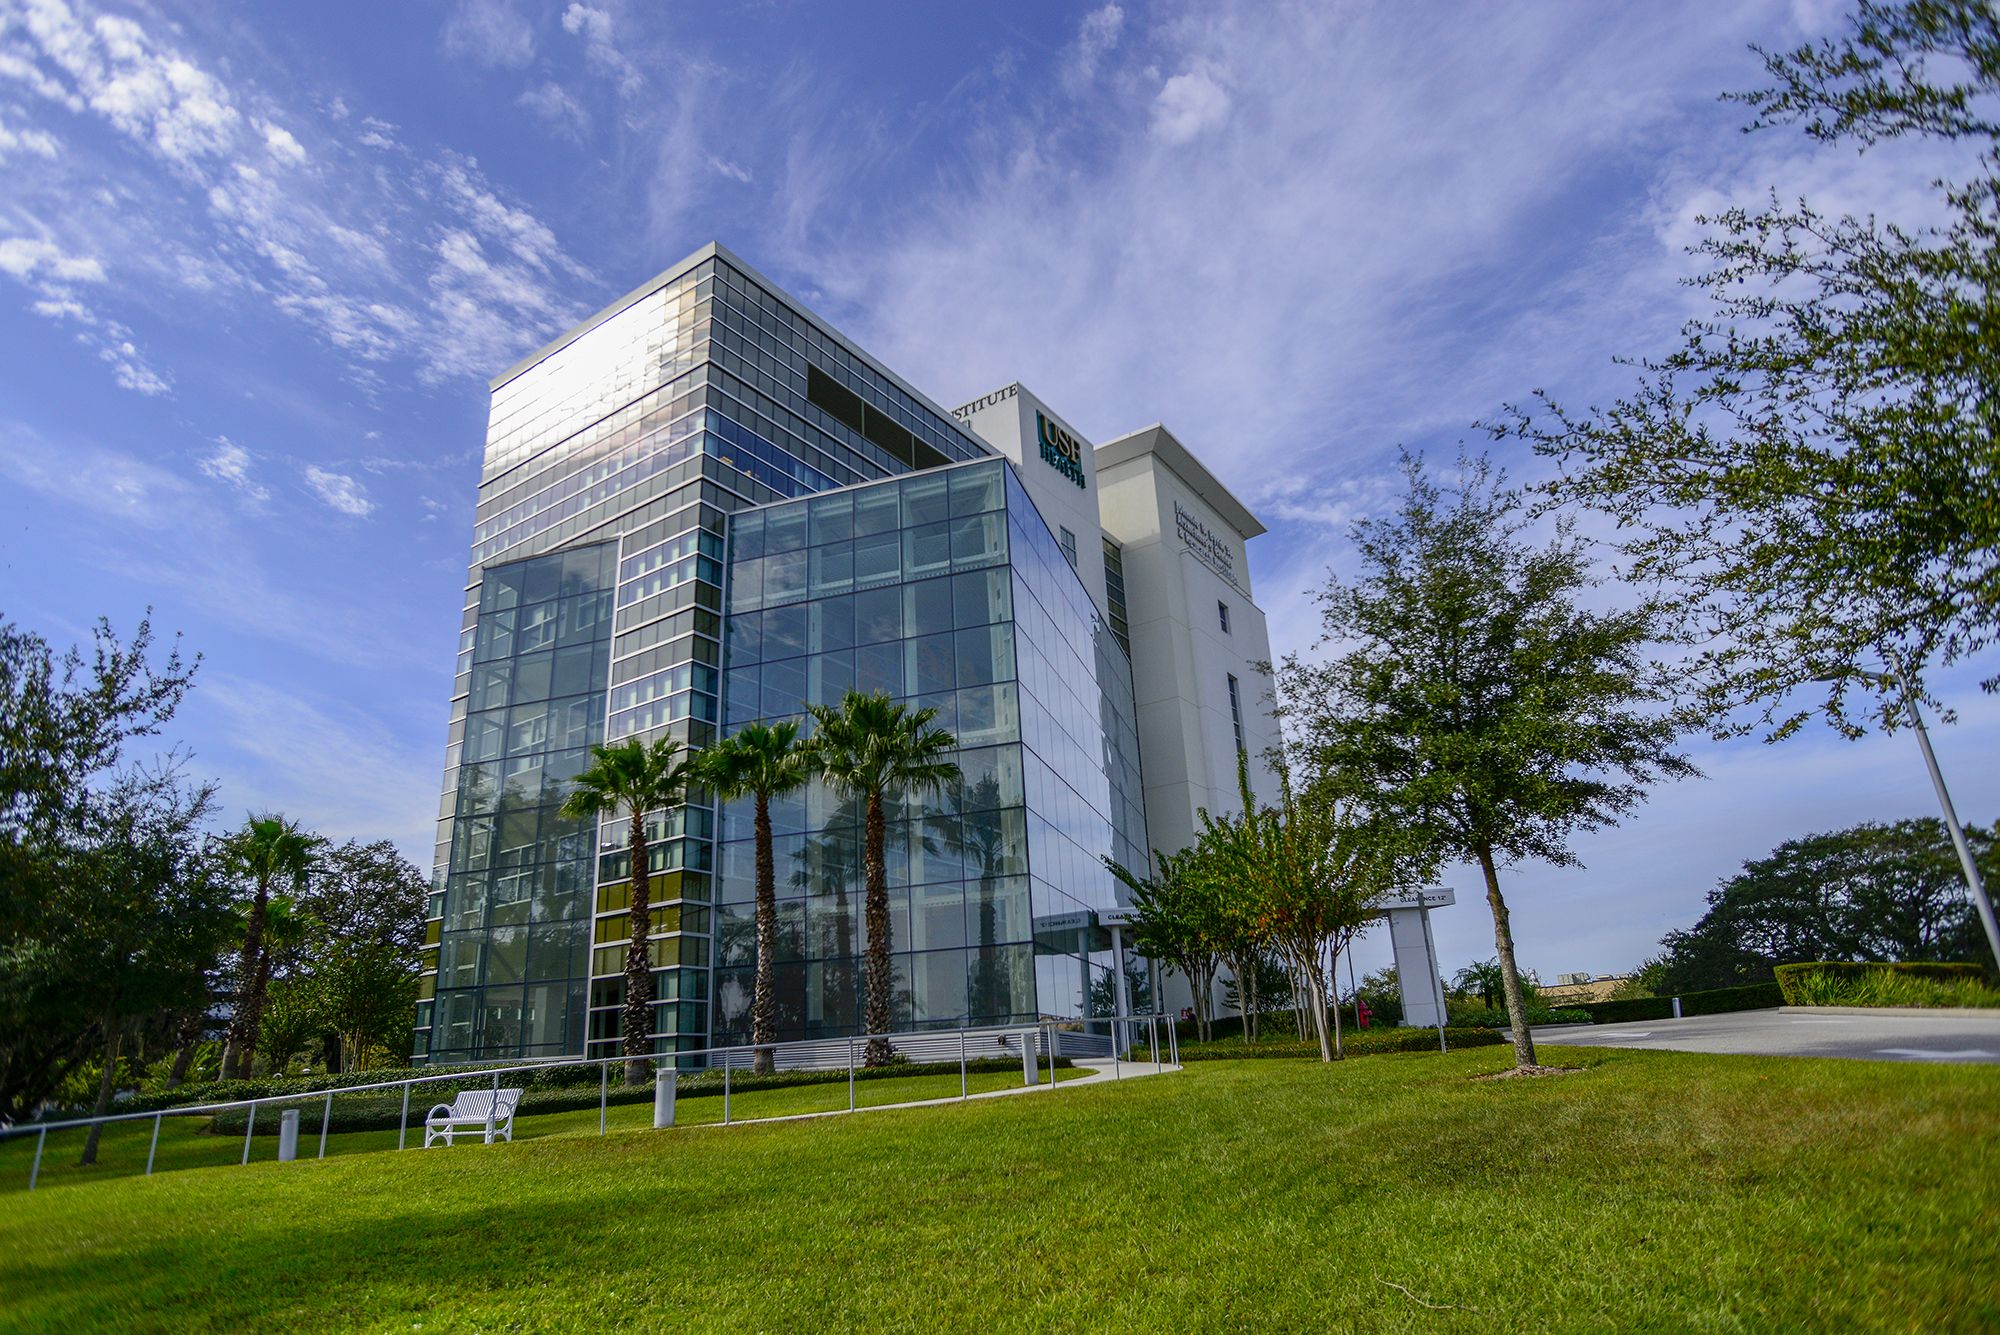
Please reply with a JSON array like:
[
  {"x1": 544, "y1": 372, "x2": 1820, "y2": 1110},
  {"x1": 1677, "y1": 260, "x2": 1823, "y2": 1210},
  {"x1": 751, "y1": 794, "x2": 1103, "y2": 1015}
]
[
  {"x1": 0, "y1": 112, "x2": 60, "y2": 160},
  {"x1": 442, "y1": 0, "x2": 536, "y2": 69},
  {"x1": 1, "y1": 4, "x2": 593, "y2": 392},
  {"x1": 304, "y1": 465, "x2": 375, "y2": 517},
  {"x1": 198, "y1": 437, "x2": 271, "y2": 503},
  {"x1": 258, "y1": 118, "x2": 305, "y2": 164},
  {"x1": 1065, "y1": 4, "x2": 1125, "y2": 89},
  {"x1": 518, "y1": 80, "x2": 589, "y2": 137},
  {"x1": 1150, "y1": 69, "x2": 1230, "y2": 143},
  {"x1": 30, "y1": 294, "x2": 88, "y2": 319},
  {"x1": 6, "y1": 3, "x2": 241, "y2": 168},
  {"x1": 708, "y1": 154, "x2": 751, "y2": 184},
  {"x1": 102, "y1": 338, "x2": 168, "y2": 394},
  {"x1": 561, "y1": 3, "x2": 642, "y2": 97},
  {"x1": 0, "y1": 236, "x2": 104, "y2": 282}
]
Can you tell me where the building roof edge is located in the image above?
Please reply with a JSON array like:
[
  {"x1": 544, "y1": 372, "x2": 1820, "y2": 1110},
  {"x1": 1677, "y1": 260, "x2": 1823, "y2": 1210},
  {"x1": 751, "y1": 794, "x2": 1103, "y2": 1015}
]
[{"x1": 1095, "y1": 423, "x2": 1267, "y2": 540}]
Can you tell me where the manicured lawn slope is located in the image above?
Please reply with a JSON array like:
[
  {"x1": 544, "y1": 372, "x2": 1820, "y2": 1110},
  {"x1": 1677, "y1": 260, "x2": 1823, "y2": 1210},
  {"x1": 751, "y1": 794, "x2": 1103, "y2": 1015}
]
[{"x1": 1, "y1": 1046, "x2": 1995, "y2": 1333}]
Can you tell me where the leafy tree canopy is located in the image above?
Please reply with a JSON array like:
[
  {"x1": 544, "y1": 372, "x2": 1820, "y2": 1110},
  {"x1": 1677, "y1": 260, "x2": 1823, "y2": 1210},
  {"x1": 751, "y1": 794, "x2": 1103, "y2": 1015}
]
[
  {"x1": 1486, "y1": 0, "x2": 2000, "y2": 740},
  {"x1": 1653, "y1": 815, "x2": 1996, "y2": 990}
]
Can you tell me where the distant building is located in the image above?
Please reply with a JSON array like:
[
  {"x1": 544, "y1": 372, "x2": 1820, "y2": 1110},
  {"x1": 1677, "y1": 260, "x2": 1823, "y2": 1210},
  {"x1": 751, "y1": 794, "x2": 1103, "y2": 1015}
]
[
  {"x1": 410, "y1": 242, "x2": 1282, "y2": 1062},
  {"x1": 1540, "y1": 973, "x2": 1634, "y2": 1006}
]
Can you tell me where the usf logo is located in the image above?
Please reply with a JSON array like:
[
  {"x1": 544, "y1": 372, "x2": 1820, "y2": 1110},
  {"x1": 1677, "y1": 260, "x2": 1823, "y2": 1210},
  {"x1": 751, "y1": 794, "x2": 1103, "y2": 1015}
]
[{"x1": 1035, "y1": 411, "x2": 1087, "y2": 489}]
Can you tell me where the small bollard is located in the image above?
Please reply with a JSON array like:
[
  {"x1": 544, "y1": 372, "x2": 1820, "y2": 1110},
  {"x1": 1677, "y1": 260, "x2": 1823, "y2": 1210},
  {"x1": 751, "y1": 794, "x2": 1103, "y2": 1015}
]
[
  {"x1": 1021, "y1": 1031, "x2": 1039, "y2": 1086},
  {"x1": 653, "y1": 1069, "x2": 677, "y2": 1128},
  {"x1": 1672, "y1": 996, "x2": 1683, "y2": 1020},
  {"x1": 277, "y1": 1109, "x2": 300, "y2": 1162}
]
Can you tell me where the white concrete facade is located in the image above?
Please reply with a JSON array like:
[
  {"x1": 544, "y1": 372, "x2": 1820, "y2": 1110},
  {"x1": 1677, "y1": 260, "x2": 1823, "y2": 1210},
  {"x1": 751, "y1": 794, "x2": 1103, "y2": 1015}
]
[
  {"x1": 952, "y1": 383, "x2": 1111, "y2": 623},
  {"x1": 952, "y1": 391, "x2": 1286, "y2": 867},
  {"x1": 1094, "y1": 424, "x2": 1283, "y2": 859}
]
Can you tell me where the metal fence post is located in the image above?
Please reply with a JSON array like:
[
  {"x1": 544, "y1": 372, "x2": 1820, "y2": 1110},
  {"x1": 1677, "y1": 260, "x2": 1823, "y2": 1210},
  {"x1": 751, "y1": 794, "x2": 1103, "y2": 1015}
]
[
  {"x1": 960, "y1": 1030, "x2": 968, "y2": 1100},
  {"x1": 723, "y1": 1057, "x2": 732, "y2": 1126},
  {"x1": 30, "y1": 1126, "x2": 45, "y2": 1191},
  {"x1": 147, "y1": 1113, "x2": 162, "y2": 1175},
  {"x1": 399, "y1": 1084, "x2": 410, "y2": 1151},
  {"x1": 485, "y1": 1071, "x2": 498, "y2": 1145},
  {"x1": 847, "y1": 1037, "x2": 856, "y2": 1111},
  {"x1": 242, "y1": 1104, "x2": 256, "y2": 1165},
  {"x1": 1047, "y1": 1023, "x2": 1057, "y2": 1089},
  {"x1": 1114, "y1": 1023, "x2": 1122, "y2": 1081},
  {"x1": 319, "y1": 1091, "x2": 333, "y2": 1159}
]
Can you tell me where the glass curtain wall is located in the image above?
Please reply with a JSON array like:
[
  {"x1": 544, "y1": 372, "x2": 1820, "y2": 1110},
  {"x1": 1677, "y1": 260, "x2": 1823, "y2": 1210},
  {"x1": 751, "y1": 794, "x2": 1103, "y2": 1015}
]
[
  {"x1": 714, "y1": 457, "x2": 1146, "y2": 1043},
  {"x1": 428, "y1": 543, "x2": 613, "y2": 1060}
]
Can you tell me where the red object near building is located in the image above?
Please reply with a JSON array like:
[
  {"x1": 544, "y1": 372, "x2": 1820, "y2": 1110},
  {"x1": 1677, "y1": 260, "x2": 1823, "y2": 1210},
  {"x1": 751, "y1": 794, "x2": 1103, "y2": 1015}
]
[{"x1": 1357, "y1": 999, "x2": 1372, "y2": 1029}]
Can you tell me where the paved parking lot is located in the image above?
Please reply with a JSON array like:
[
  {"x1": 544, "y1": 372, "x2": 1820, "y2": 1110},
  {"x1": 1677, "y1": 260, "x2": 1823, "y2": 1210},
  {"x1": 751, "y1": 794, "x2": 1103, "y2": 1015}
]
[{"x1": 1531, "y1": 1007, "x2": 2000, "y2": 1064}]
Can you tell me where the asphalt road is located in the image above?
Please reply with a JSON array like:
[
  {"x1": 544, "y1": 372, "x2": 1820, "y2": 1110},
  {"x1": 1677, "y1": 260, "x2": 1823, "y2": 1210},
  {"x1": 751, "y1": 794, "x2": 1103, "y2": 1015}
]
[{"x1": 1529, "y1": 1008, "x2": 2000, "y2": 1065}]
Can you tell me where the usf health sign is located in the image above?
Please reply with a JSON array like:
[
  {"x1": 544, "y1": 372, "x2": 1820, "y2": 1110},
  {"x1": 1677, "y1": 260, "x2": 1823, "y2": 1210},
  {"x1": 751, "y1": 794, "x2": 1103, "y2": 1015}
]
[{"x1": 1035, "y1": 411, "x2": 1087, "y2": 489}]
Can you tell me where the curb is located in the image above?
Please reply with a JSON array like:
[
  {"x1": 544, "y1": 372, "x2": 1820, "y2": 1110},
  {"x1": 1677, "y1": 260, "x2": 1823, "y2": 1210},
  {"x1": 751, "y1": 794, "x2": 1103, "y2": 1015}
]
[{"x1": 1777, "y1": 1005, "x2": 2000, "y2": 1020}]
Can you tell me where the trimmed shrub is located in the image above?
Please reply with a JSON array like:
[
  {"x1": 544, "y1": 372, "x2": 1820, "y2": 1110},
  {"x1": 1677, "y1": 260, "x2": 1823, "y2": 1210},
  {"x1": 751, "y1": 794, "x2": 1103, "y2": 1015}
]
[
  {"x1": 1174, "y1": 1027, "x2": 1504, "y2": 1061},
  {"x1": 1774, "y1": 961, "x2": 1998, "y2": 1009},
  {"x1": 1446, "y1": 1005, "x2": 1593, "y2": 1029},
  {"x1": 1577, "y1": 982, "x2": 1783, "y2": 1024}
]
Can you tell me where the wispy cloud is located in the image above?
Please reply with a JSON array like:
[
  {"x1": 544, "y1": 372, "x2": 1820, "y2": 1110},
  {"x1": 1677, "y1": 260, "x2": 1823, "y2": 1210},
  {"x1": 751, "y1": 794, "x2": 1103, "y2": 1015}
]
[
  {"x1": 518, "y1": 80, "x2": 588, "y2": 138},
  {"x1": 0, "y1": 110, "x2": 59, "y2": 160},
  {"x1": 441, "y1": 0, "x2": 535, "y2": 70},
  {"x1": 303, "y1": 465, "x2": 374, "y2": 517},
  {"x1": 197, "y1": 436, "x2": 270, "y2": 503},
  {"x1": 561, "y1": 3, "x2": 642, "y2": 98},
  {"x1": 0, "y1": 0, "x2": 594, "y2": 394}
]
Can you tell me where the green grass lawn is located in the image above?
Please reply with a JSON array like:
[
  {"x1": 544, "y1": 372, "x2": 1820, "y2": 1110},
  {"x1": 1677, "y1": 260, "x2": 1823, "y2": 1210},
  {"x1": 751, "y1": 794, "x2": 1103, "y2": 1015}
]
[{"x1": 1, "y1": 1045, "x2": 1994, "y2": 1333}]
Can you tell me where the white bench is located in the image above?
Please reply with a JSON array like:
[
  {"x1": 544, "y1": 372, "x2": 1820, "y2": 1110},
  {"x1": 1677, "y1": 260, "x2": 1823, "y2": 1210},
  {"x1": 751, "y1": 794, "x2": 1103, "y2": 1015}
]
[{"x1": 423, "y1": 1088, "x2": 524, "y2": 1147}]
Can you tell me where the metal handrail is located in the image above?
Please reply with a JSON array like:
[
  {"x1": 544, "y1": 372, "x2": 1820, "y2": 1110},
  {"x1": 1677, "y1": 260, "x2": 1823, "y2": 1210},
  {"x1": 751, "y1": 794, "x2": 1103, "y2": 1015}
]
[{"x1": 7, "y1": 1011, "x2": 1179, "y2": 1190}]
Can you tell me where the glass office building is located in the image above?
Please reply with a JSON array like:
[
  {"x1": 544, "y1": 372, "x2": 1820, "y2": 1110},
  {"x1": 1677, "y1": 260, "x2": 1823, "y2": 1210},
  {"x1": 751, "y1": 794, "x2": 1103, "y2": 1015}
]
[
  {"x1": 417, "y1": 243, "x2": 1157, "y2": 1063},
  {"x1": 418, "y1": 245, "x2": 994, "y2": 1062}
]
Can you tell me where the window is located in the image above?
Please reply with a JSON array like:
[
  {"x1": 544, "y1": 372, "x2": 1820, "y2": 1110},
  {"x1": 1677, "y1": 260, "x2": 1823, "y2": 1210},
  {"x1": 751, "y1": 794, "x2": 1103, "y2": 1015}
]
[
  {"x1": 1217, "y1": 601, "x2": 1231, "y2": 634},
  {"x1": 1057, "y1": 526, "x2": 1078, "y2": 570},
  {"x1": 1226, "y1": 673, "x2": 1245, "y2": 754}
]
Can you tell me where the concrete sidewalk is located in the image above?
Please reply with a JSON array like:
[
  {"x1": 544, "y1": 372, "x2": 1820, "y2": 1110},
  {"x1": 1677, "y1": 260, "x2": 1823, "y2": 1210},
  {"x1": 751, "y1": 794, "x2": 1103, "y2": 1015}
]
[
  {"x1": 1530, "y1": 1007, "x2": 2000, "y2": 1064},
  {"x1": 681, "y1": 1056, "x2": 1181, "y2": 1132}
]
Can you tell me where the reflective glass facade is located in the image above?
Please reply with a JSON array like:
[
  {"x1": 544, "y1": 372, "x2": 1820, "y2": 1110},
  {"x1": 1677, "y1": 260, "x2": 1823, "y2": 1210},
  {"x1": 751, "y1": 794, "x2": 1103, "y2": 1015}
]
[
  {"x1": 418, "y1": 246, "x2": 989, "y2": 1062},
  {"x1": 712, "y1": 458, "x2": 1147, "y2": 1043}
]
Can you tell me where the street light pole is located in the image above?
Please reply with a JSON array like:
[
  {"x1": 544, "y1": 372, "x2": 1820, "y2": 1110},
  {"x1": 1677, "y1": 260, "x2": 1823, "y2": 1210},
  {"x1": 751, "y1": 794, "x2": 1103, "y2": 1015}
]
[{"x1": 1890, "y1": 660, "x2": 2000, "y2": 972}]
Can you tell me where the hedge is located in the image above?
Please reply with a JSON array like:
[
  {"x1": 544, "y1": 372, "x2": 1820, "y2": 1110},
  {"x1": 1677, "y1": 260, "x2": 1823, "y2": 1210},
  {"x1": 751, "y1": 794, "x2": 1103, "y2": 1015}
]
[
  {"x1": 1773, "y1": 960, "x2": 1986, "y2": 1005},
  {"x1": 1577, "y1": 981, "x2": 1784, "y2": 1025},
  {"x1": 1174, "y1": 1027, "x2": 1504, "y2": 1061}
]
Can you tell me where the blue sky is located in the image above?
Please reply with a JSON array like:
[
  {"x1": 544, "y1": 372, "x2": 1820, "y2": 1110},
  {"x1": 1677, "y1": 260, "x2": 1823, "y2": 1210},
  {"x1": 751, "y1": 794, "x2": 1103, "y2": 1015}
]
[{"x1": 2, "y1": 0, "x2": 1993, "y2": 981}]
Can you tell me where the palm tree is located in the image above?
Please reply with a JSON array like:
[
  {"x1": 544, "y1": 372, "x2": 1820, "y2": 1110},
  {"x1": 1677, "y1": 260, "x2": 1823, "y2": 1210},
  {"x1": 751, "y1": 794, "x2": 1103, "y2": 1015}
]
[
  {"x1": 220, "y1": 814, "x2": 320, "y2": 1080},
  {"x1": 696, "y1": 721, "x2": 811, "y2": 1074},
  {"x1": 806, "y1": 691, "x2": 959, "y2": 1066},
  {"x1": 560, "y1": 736, "x2": 693, "y2": 1085}
]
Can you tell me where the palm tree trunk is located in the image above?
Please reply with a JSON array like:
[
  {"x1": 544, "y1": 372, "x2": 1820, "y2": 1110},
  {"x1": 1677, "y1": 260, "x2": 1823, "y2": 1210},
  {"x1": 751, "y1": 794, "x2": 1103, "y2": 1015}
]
[
  {"x1": 623, "y1": 809, "x2": 655, "y2": 1086},
  {"x1": 165, "y1": 1010, "x2": 203, "y2": 1089},
  {"x1": 220, "y1": 879, "x2": 270, "y2": 1081},
  {"x1": 751, "y1": 791, "x2": 778, "y2": 1076},
  {"x1": 971, "y1": 871, "x2": 1000, "y2": 1016},
  {"x1": 79, "y1": 1024, "x2": 120, "y2": 1166},
  {"x1": 861, "y1": 790, "x2": 894, "y2": 1066},
  {"x1": 1476, "y1": 843, "x2": 1538, "y2": 1068}
]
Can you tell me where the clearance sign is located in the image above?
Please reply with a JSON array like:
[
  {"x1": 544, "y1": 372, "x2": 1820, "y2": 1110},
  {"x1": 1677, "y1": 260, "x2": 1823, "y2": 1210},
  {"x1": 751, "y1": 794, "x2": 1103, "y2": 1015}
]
[{"x1": 1035, "y1": 412, "x2": 1087, "y2": 489}]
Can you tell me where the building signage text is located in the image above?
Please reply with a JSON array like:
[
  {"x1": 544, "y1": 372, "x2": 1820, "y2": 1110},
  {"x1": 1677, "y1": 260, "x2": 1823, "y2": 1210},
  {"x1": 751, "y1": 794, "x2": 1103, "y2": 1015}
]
[
  {"x1": 952, "y1": 384, "x2": 1019, "y2": 419},
  {"x1": 1175, "y1": 501, "x2": 1244, "y2": 591},
  {"x1": 1036, "y1": 411, "x2": 1087, "y2": 489}
]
